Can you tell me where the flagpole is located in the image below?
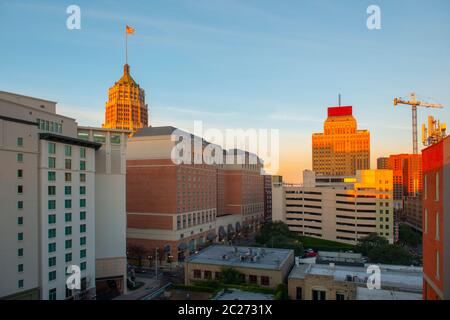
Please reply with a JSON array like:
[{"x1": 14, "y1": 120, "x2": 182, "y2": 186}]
[{"x1": 125, "y1": 28, "x2": 128, "y2": 65}]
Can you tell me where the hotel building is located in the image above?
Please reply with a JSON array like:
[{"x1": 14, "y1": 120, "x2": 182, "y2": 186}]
[
  {"x1": 0, "y1": 91, "x2": 128, "y2": 300},
  {"x1": 125, "y1": 126, "x2": 265, "y2": 265},
  {"x1": 272, "y1": 170, "x2": 394, "y2": 245},
  {"x1": 422, "y1": 135, "x2": 450, "y2": 300},
  {"x1": 312, "y1": 106, "x2": 370, "y2": 176}
]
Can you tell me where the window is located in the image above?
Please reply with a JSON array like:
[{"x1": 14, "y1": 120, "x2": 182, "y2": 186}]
[
  {"x1": 436, "y1": 251, "x2": 440, "y2": 279},
  {"x1": 17, "y1": 185, "x2": 23, "y2": 194},
  {"x1": 17, "y1": 169, "x2": 23, "y2": 178},
  {"x1": 80, "y1": 173, "x2": 86, "y2": 182},
  {"x1": 18, "y1": 233, "x2": 24, "y2": 241},
  {"x1": 80, "y1": 148, "x2": 86, "y2": 158},
  {"x1": 48, "y1": 214, "x2": 56, "y2": 224},
  {"x1": 18, "y1": 264, "x2": 24, "y2": 272},
  {"x1": 48, "y1": 186, "x2": 56, "y2": 195},
  {"x1": 48, "y1": 171, "x2": 56, "y2": 181},
  {"x1": 65, "y1": 253, "x2": 72, "y2": 262},
  {"x1": 48, "y1": 157, "x2": 56, "y2": 168},
  {"x1": 249, "y1": 275, "x2": 257, "y2": 284},
  {"x1": 65, "y1": 199, "x2": 72, "y2": 209},
  {"x1": 204, "y1": 271, "x2": 212, "y2": 280},
  {"x1": 65, "y1": 145, "x2": 72, "y2": 157},
  {"x1": 48, "y1": 200, "x2": 56, "y2": 210},
  {"x1": 312, "y1": 289, "x2": 326, "y2": 301},
  {"x1": 48, "y1": 142, "x2": 56, "y2": 154},
  {"x1": 80, "y1": 211, "x2": 86, "y2": 220},
  {"x1": 48, "y1": 243, "x2": 56, "y2": 253},
  {"x1": 18, "y1": 217, "x2": 23, "y2": 225},
  {"x1": 18, "y1": 248, "x2": 24, "y2": 257},
  {"x1": 65, "y1": 240, "x2": 72, "y2": 249},
  {"x1": 80, "y1": 161, "x2": 86, "y2": 171},
  {"x1": 65, "y1": 186, "x2": 71, "y2": 195},
  {"x1": 80, "y1": 186, "x2": 86, "y2": 195},
  {"x1": 48, "y1": 229, "x2": 56, "y2": 239},
  {"x1": 65, "y1": 173, "x2": 72, "y2": 182},
  {"x1": 424, "y1": 174, "x2": 428, "y2": 200},
  {"x1": 436, "y1": 212, "x2": 440, "y2": 241},
  {"x1": 336, "y1": 293, "x2": 345, "y2": 300},
  {"x1": 215, "y1": 272, "x2": 221, "y2": 280},
  {"x1": 48, "y1": 257, "x2": 56, "y2": 267},
  {"x1": 80, "y1": 237, "x2": 86, "y2": 246},
  {"x1": 80, "y1": 199, "x2": 86, "y2": 208},
  {"x1": 435, "y1": 172, "x2": 439, "y2": 201},
  {"x1": 18, "y1": 280, "x2": 24, "y2": 288},
  {"x1": 424, "y1": 209, "x2": 428, "y2": 234},
  {"x1": 296, "y1": 287, "x2": 303, "y2": 300},
  {"x1": 80, "y1": 262, "x2": 86, "y2": 271},
  {"x1": 80, "y1": 249, "x2": 86, "y2": 258},
  {"x1": 49, "y1": 271, "x2": 56, "y2": 281},
  {"x1": 80, "y1": 224, "x2": 86, "y2": 233},
  {"x1": 65, "y1": 159, "x2": 72, "y2": 170},
  {"x1": 65, "y1": 226, "x2": 72, "y2": 236},
  {"x1": 261, "y1": 276, "x2": 270, "y2": 286},
  {"x1": 193, "y1": 270, "x2": 201, "y2": 279},
  {"x1": 17, "y1": 137, "x2": 23, "y2": 146},
  {"x1": 65, "y1": 212, "x2": 72, "y2": 222},
  {"x1": 17, "y1": 153, "x2": 23, "y2": 162},
  {"x1": 17, "y1": 201, "x2": 23, "y2": 209},
  {"x1": 49, "y1": 288, "x2": 56, "y2": 300}
]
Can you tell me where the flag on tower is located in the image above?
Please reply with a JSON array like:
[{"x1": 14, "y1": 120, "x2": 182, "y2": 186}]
[{"x1": 126, "y1": 25, "x2": 135, "y2": 34}]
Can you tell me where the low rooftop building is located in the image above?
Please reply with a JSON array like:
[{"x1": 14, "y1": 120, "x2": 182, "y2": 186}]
[
  {"x1": 288, "y1": 263, "x2": 422, "y2": 300},
  {"x1": 185, "y1": 245, "x2": 295, "y2": 289}
]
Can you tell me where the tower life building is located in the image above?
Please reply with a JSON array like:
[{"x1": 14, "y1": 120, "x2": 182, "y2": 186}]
[
  {"x1": 103, "y1": 64, "x2": 148, "y2": 133},
  {"x1": 312, "y1": 106, "x2": 370, "y2": 176}
]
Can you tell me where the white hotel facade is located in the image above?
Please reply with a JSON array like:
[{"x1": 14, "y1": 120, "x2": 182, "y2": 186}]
[{"x1": 0, "y1": 91, "x2": 127, "y2": 300}]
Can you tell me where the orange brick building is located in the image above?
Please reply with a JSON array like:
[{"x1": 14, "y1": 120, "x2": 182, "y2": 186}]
[
  {"x1": 102, "y1": 64, "x2": 148, "y2": 133},
  {"x1": 312, "y1": 106, "x2": 370, "y2": 176},
  {"x1": 125, "y1": 127, "x2": 265, "y2": 264},
  {"x1": 422, "y1": 135, "x2": 449, "y2": 300}
]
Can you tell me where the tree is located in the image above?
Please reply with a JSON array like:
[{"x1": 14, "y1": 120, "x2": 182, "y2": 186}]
[
  {"x1": 356, "y1": 233, "x2": 389, "y2": 256},
  {"x1": 274, "y1": 283, "x2": 289, "y2": 300},
  {"x1": 219, "y1": 267, "x2": 245, "y2": 285},
  {"x1": 255, "y1": 221, "x2": 293, "y2": 244},
  {"x1": 398, "y1": 224, "x2": 422, "y2": 247},
  {"x1": 367, "y1": 244, "x2": 414, "y2": 266},
  {"x1": 128, "y1": 245, "x2": 146, "y2": 267}
]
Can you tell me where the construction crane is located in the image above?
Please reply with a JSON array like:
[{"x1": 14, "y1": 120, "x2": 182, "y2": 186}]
[{"x1": 393, "y1": 92, "x2": 444, "y2": 154}]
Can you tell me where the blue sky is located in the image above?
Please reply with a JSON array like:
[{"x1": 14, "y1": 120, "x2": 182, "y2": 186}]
[{"x1": 1, "y1": 0, "x2": 450, "y2": 182}]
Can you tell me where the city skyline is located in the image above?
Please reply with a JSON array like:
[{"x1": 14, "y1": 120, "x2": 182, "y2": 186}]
[{"x1": 1, "y1": 0, "x2": 450, "y2": 183}]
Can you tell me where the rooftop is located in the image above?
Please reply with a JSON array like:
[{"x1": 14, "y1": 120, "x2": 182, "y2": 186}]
[
  {"x1": 187, "y1": 245, "x2": 293, "y2": 271},
  {"x1": 356, "y1": 287, "x2": 422, "y2": 300},
  {"x1": 289, "y1": 263, "x2": 422, "y2": 292}
]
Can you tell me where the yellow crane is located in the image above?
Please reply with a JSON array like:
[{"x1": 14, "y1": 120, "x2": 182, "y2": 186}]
[{"x1": 393, "y1": 92, "x2": 443, "y2": 154}]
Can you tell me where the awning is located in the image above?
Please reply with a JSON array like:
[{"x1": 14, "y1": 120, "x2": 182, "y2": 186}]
[
  {"x1": 227, "y1": 224, "x2": 235, "y2": 235},
  {"x1": 177, "y1": 242, "x2": 187, "y2": 251},
  {"x1": 235, "y1": 222, "x2": 242, "y2": 233},
  {"x1": 163, "y1": 244, "x2": 171, "y2": 253}
]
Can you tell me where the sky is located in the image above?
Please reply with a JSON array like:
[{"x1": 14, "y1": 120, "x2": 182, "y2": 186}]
[{"x1": 1, "y1": 0, "x2": 450, "y2": 183}]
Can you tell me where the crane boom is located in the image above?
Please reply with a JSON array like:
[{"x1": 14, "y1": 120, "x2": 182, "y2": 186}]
[{"x1": 393, "y1": 92, "x2": 445, "y2": 154}]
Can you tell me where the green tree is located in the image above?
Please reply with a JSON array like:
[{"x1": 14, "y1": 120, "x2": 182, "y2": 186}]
[
  {"x1": 219, "y1": 267, "x2": 245, "y2": 285},
  {"x1": 356, "y1": 233, "x2": 389, "y2": 256},
  {"x1": 367, "y1": 244, "x2": 414, "y2": 265},
  {"x1": 274, "y1": 283, "x2": 289, "y2": 300},
  {"x1": 398, "y1": 224, "x2": 421, "y2": 247}
]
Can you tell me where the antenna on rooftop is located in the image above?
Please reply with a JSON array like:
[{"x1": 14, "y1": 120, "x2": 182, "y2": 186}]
[{"x1": 338, "y1": 93, "x2": 341, "y2": 107}]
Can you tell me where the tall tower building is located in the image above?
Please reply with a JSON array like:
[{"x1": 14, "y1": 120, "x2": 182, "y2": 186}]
[
  {"x1": 103, "y1": 64, "x2": 148, "y2": 133},
  {"x1": 312, "y1": 106, "x2": 370, "y2": 176}
]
